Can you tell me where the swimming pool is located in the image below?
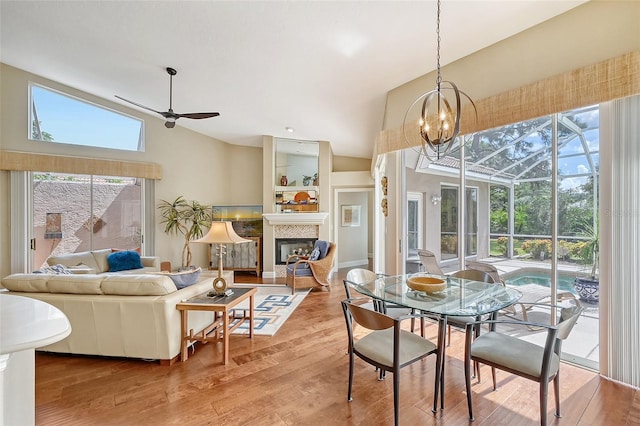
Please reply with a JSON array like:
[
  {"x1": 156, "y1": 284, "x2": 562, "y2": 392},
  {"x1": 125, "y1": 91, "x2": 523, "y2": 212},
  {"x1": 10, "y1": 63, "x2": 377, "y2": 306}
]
[{"x1": 503, "y1": 270, "x2": 577, "y2": 294}]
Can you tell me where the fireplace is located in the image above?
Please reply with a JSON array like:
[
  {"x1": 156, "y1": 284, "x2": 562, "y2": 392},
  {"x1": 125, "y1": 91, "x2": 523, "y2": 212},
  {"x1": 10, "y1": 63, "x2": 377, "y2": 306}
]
[{"x1": 275, "y1": 238, "x2": 317, "y2": 265}]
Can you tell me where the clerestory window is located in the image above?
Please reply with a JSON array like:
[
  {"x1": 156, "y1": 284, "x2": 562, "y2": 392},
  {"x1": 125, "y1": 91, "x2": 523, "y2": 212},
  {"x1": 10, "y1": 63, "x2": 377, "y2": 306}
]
[{"x1": 30, "y1": 83, "x2": 144, "y2": 151}]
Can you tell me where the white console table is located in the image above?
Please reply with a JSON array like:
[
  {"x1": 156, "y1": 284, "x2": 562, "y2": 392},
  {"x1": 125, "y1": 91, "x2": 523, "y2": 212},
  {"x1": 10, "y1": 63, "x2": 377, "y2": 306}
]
[{"x1": 0, "y1": 294, "x2": 71, "y2": 425}]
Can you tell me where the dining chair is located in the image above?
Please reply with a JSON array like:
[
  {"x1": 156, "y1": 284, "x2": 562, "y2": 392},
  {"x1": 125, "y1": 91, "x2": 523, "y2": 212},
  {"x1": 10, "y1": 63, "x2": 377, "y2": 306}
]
[
  {"x1": 417, "y1": 249, "x2": 445, "y2": 276},
  {"x1": 465, "y1": 260, "x2": 504, "y2": 285},
  {"x1": 341, "y1": 298, "x2": 438, "y2": 426},
  {"x1": 343, "y1": 268, "x2": 425, "y2": 336},
  {"x1": 446, "y1": 269, "x2": 496, "y2": 381},
  {"x1": 466, "y1": 260, "x2": 581, "y2": 326},
  {"x1": 447, "y1": 269, "x2": 495, "y2": 344},
  {"x1": 463, "y1": 304, "x2": 583, "y2": 426}
]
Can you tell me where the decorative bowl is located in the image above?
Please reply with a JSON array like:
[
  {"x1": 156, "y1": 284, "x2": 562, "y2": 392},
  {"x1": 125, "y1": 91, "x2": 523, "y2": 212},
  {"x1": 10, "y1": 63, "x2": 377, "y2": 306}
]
[{"x1": 407, "y1": 276, "x2": 446, "y2": 293}]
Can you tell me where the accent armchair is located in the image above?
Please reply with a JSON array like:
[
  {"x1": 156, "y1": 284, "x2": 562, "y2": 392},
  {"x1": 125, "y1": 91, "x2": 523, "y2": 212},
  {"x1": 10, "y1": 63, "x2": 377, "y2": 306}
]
[{"x1": 285, "y1": 240, "x2": 335, "y2": 294}]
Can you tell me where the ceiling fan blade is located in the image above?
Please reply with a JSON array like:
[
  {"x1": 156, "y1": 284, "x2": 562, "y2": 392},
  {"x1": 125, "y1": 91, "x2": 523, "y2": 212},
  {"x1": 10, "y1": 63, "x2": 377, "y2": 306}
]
[
  {"x1": 114, "y1": 95, "x2": 163, "y2": 116},
  {"x1": 178, "y1": 112, "x2": 220, "y2": 120}
]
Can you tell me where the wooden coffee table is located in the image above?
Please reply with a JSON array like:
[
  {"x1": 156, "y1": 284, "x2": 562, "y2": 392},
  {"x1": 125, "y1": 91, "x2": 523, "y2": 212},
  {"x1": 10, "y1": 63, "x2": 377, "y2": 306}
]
[{"x1": 176, "y1": 286, "x2": 256, "y2": 365}]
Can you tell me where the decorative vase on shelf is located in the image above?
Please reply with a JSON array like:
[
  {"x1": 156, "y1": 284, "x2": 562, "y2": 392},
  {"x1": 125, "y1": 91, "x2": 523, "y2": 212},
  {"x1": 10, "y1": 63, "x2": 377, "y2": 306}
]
[{"x1": 280, "y1": 175, "x2": 288, "y2": 186}]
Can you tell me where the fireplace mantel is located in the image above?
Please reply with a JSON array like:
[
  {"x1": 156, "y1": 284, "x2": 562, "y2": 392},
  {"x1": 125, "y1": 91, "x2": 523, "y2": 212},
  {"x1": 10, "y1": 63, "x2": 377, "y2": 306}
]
[{"x1": 262, "y1": 212, "x2": 329, "y2": 225}]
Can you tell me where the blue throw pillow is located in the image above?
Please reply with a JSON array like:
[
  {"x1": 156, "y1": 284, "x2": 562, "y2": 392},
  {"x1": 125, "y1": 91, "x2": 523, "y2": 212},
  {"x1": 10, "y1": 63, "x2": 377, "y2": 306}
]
[
  {"x1": 314, "y1": 240, "x2": 330, "y2": 260},
  {"x1": 107, "y1": 250, "x2": 143, "y2": 272}
]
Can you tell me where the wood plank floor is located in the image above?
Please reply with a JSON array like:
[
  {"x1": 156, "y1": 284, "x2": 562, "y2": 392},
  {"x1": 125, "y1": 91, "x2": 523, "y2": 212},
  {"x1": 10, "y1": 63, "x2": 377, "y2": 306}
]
[{"x1": 35, "y1": 268, "x2": 638, "y2": 425}]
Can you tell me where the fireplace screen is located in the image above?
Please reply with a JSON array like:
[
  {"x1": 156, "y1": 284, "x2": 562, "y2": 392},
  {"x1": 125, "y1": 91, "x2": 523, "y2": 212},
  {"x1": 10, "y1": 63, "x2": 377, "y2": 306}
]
[{"x1": 275, "y1": 238, "x2": 317, "y2": 265}]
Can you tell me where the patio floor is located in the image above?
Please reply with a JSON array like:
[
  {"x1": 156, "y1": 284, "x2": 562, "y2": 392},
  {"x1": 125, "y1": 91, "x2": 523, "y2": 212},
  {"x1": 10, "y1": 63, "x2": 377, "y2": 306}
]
[{"x1": 440, "y1": 257, "x2": 600, "y2": 371}]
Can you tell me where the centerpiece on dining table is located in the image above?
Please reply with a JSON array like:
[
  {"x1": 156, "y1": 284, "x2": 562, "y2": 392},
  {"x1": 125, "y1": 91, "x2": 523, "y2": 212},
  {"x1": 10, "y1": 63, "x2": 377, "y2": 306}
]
[{"x1": 406, "y1": 275, "x2": 446, "y2": 293}]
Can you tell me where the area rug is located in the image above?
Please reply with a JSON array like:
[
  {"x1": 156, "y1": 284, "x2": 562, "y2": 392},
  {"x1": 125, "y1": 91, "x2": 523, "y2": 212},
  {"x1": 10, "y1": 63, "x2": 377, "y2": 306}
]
[{"x1": 229, "y1": 285, "x2": 309, "y2": 336}]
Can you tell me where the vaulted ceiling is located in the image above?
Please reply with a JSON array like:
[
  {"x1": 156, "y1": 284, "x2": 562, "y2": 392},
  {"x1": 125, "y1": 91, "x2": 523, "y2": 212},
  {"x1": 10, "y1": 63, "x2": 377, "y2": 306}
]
[{"x1": 0, "y1": 1, "x2": 586, "y2": 159}]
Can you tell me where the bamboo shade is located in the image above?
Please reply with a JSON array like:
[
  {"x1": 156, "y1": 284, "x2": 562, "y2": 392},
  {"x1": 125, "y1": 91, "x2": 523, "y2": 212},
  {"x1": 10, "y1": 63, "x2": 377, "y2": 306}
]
[
  {"x1": 375, "y1": 50, "x2": 640, "y2": 157},
  {"x1": 0, "y1": 150, "x2": 162, "y2": 179}
]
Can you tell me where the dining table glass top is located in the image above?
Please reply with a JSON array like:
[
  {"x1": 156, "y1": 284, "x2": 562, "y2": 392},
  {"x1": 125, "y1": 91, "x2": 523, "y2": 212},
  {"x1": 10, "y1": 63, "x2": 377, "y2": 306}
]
[{"x1": 352, "y1": 273, "x2": 522, "y2": 317}]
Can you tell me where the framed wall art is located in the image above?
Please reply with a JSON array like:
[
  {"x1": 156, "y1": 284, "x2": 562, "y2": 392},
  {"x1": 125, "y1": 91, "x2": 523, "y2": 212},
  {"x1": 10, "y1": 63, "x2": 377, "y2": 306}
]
[{"x1": 341, "y1": 205, "x2": 361, "y2": 227}]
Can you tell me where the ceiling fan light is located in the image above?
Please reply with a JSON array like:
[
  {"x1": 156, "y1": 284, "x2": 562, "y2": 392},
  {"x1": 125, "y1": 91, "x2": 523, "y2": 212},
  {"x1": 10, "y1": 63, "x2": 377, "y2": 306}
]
[{"x1": 165, "y1": 120, "x2": 176, "y2": 129}]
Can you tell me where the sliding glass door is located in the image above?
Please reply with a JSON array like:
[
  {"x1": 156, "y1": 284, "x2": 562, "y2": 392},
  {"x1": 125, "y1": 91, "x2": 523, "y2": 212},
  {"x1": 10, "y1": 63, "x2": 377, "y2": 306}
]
[
  {"x1": 32, "y1": 172, "x2": 142, "y2": 269},
  {"x1": 440, "y1": 185, "x2": 478, "y2": 262}
]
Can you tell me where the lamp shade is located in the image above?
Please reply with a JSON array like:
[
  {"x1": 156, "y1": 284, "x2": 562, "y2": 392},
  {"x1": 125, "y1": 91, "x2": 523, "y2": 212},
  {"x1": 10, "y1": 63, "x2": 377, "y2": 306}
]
[{"x1": 193, "y1": 221, "x2": 250, "y2": 244}]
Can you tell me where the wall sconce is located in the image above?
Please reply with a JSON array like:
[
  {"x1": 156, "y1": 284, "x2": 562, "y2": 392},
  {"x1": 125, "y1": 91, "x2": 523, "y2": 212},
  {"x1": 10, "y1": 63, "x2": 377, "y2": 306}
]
[{"x1": 431, "y1": 195, "x2": 442, "y2": 205}]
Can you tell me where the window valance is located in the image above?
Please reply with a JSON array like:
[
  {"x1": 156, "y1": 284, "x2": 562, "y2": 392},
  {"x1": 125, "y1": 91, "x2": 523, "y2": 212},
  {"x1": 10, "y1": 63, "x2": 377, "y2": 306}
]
[
  {"x1": 0, "y1": 150, "x2": 162, "y2": 179},
  {"x1": 376, "y1": 51, "x2": 640, "y2": 157}
]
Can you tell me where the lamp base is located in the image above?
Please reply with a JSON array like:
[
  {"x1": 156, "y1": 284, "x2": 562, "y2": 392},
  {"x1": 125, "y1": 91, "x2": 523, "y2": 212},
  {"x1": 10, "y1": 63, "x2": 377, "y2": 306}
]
[
  {"x1": 207, "y1": 288, "x2": 234, "y2": 298},
  {"x1": 210, "y1": 276, "x2": 228, "y2": 296}
]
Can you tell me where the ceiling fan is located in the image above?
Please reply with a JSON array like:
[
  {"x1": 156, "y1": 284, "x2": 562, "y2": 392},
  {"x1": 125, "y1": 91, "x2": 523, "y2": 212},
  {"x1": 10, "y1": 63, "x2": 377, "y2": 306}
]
[{"x1": 115, "y1": 67, "x2": 220, "y2": 128}]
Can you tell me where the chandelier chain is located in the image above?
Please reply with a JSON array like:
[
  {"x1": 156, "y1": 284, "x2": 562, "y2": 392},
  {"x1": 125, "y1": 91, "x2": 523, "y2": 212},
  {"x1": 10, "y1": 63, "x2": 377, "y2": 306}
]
[{"x1": 436, "y1": 0, "x2": 442, "y2": 86}]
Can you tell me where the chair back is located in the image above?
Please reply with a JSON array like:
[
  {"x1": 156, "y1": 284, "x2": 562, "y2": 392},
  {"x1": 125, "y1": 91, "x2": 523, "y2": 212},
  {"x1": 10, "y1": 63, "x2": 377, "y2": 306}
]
[
  {"x1": 557, "y1": 306, "x2": 583, "y2": 340},
  {"x1": 451, "y1": 269, "x2": 495, "y2": 284},
  {"x1": 342, "y1": 299, "x2": 395, "y2": 331},
  {"x1": 466, "y1": 261, "x2": 504, "y2": 285},
  {"x1": 345, "y1": 268, "x2": 377, "y2": 285},
  {"x1": 417, "y1": 249, "x2": 445, "y2": 275},
  {"x1": 343, "y1": 268, "x2": 378, "y2": 298}
]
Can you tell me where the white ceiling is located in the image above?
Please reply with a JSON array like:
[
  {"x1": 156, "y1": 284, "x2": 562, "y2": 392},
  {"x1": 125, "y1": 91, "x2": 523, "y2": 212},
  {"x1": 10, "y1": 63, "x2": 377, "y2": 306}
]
[{"x1": 0, "y1": 1, "x2": 586, "y2": 159}]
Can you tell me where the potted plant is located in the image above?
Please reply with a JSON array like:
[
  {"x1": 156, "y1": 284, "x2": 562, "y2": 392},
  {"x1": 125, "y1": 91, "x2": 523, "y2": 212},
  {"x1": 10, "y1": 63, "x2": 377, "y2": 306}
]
[
  {"x1": 303, "y1": 173, "x2": 318, "y2": 186},
  {"x1": 573, "y1": 220, "x2": 599, "y2": 303},
  {"x1": 158, "y1": 196, "x2": 212, "y2": 269}
]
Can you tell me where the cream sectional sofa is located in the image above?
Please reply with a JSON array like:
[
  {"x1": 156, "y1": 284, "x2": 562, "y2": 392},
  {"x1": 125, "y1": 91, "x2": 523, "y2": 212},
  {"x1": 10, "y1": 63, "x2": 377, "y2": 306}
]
[
  {"x1": 1, "y1": 250, "x2": 217, "y2": 364},
  {"x1": 46, "y1": 248, "x2": 159, "y2": 275}
]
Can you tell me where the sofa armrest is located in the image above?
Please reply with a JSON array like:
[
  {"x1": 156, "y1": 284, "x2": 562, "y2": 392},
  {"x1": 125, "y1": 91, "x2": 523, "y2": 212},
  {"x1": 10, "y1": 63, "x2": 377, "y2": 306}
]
[{"x1": 141, "y1": 256, "x2": 159, "y2": 270}]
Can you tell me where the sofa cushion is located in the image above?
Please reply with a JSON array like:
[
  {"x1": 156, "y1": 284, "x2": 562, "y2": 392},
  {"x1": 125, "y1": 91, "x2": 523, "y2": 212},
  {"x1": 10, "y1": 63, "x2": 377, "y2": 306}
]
[
  {"x1": 1, "y1": 274, "x2": 49, "y2": 292},
  {"x1": 107, "y1": 250, "x2": 143, "y2": 272},
  {"x1": 47, "y1": 251, "x2": 100, "y2": 272},
  {"x1": 286, "y1": 265, "x2": 313, "y2": 277},
  {"x1": 67, "y1": 264, "x2": 97, "y2": 274},
  {"x1": 47, "y1": 275, "x2": 104, "y2": 294},
  {"x1": 100, "y1": 274, "x2": 177, "y2": 296},
  {"x1": 93, "y1": 248, "x2": 115, "y2": 272}
]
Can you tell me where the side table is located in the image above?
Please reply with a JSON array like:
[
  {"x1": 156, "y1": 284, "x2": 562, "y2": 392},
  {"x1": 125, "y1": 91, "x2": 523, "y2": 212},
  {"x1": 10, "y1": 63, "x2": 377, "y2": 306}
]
[{"x1": 176, "y1": 286, "x2": 256, "y2": 365}]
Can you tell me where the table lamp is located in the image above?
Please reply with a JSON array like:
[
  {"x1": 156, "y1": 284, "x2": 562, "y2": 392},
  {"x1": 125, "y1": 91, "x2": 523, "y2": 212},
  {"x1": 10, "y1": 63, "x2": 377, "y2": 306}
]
[{"x1": 194, "y1": 221, "x2": 250, "y2": 296}]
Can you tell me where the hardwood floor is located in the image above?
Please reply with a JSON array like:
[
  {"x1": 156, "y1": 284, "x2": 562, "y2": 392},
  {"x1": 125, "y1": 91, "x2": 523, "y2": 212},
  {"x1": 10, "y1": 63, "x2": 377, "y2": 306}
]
[{"x1": 35, "y1": 268, "x2": 638, "y2": 425}]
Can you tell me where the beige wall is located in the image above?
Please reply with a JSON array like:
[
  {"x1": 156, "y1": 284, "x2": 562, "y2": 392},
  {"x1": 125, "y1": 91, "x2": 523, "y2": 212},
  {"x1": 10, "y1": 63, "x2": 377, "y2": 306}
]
[
  {"x1": 383, "y1": 1, "x2": 640, "y2": 132},
  {"x1": 333, "y1": 155, "x2": 371, "y2": 172},
  {"x1": 0, "y1": 63, "x2": 263, "y2": 275}
]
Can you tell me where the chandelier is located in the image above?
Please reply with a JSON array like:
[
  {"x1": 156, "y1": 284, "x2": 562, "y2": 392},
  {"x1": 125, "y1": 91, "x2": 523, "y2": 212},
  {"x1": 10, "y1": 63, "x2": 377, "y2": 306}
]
[{"x1": 403, "y1": 0, "x2": 476, "y2": 161}]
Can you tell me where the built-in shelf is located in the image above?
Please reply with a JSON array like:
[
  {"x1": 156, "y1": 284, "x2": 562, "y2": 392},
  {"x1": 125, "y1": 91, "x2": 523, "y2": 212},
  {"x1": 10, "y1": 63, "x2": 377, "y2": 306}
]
[
  {"x1": 275, "y1": 186, "x2": 319, "y2": 192},
  {"x1": 262, "y1": 212, "x2": 329, "y2": 225}
]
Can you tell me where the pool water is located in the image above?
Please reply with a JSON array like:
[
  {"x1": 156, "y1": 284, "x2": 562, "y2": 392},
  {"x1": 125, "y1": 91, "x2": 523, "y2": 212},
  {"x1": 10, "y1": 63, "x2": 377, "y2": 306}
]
[{"x1": 504, "y1": 271, "x2": 577, "y2": 294}]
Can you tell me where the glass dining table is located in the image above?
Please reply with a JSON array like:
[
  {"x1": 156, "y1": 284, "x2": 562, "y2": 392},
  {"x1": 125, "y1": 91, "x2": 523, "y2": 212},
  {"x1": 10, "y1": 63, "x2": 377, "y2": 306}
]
[{"x1": 351, "y1": 273, "x2": 522, "y2": 413}]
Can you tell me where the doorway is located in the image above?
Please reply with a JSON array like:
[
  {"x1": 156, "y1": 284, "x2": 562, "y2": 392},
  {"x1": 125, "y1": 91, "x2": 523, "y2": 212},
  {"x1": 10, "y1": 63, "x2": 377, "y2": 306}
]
[{"x1": 334, "y1": 189, "x2": 373, "y2": 270}]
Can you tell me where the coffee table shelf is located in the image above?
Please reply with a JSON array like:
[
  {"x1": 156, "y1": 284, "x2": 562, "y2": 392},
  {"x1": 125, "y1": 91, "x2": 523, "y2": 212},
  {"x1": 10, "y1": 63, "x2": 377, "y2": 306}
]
[{"x1": 176, "y1": 286, "x2": 256, "y2": 365}]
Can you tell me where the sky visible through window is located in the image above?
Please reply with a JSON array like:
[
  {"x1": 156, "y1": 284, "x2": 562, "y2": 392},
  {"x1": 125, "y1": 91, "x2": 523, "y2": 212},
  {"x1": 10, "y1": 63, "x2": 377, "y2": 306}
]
[{"x1": 31, "y1": 84, "x2": 144, "y2": 151}]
